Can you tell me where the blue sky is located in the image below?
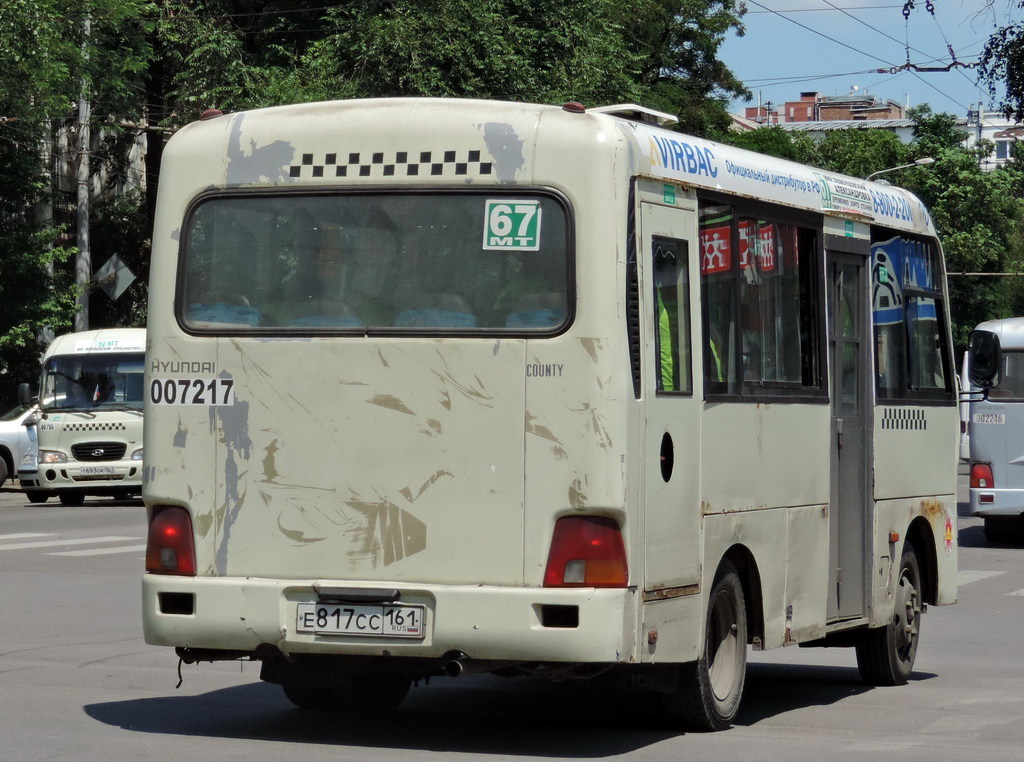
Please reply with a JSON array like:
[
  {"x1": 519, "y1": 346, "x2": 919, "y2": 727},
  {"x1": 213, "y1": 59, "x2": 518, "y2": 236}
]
[{"x1": 720, "y1": 1, "x2": 1024, "y2": 119}]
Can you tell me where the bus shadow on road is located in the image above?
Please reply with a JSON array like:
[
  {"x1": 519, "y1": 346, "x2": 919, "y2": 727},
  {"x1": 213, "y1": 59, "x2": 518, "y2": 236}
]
[
  {"x1": 84, "y1": 661, "x2": 929, "y2": 750},
  {"x1": 735, "y1": 661, "x2": 936, "y2": 727},
  {"x1": 83, "y1": 675, "x2": 679, "y2": 755}
]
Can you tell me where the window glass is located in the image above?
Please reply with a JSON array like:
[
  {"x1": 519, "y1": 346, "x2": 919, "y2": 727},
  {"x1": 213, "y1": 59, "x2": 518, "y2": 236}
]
[
  {"x1": 699, "y1": 200, "x2": 821, "y2": 398},
  {"x1": 987, "y1": 351, "x2": 1024, "y2": 400},
  {"x1": 40, "y1": 353, "x2": 145, "y2": 412},
  {"x1": 652, "y1": 237, "x2": 692, "y2": 394},
  {"x1": 181, "y1": 193, "x2": 569, "y2": 333},
  {"x1": 871, "y1": 235, "x2": 951, "y2": 399}
]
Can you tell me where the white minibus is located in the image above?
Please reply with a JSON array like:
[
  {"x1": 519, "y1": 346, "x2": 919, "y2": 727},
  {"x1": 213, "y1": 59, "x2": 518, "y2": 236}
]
[
  {"x1": 19, "y1": 328, "x2": 146, "y2": 505},
  {"x1": 142, "y1": 98, "x2": 958, "y2": 730},
  {"x1": 965, "y1": 318, "x2": 1024, "y2": 541}
]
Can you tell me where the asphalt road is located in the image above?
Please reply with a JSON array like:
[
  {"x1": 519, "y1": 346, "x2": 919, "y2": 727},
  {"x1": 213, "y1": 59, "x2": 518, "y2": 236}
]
[{"x1": 1, "y1": 473, "x2": 1022, "y2": 761}]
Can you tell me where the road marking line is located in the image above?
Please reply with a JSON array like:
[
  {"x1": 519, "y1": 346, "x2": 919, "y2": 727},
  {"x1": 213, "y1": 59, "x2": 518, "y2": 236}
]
[
  {"x1": 0, "y1": 533, "x2": 53, "y2": 540},
  {"x1": 1008, "y1": 588, "x2": 1024, "y2": 597},
  {"x1": 958, "y1": 569, "x2": 1005, "y2": 586},
  {"x1": 47, "y1": 544, "x2": 147, "y2": 557},
  {"x1": 0, "y1": 536, "x2": 140, "y2": 551}
]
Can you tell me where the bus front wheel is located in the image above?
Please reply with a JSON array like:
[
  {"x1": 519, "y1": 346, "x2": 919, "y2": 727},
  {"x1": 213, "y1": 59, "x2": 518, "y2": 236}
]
[
  {"x1": 662, "y1": 560, "x2": 748, "y2": 732},
  {"x1": 856, "y1": 546, "x2": 922, "y2": 686}
]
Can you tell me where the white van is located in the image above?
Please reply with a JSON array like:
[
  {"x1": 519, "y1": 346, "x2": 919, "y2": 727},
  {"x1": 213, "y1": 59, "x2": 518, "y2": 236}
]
[
  {"x1": 18, "y1": 328, "x2": 146, "y2": 505},
  {"x1": 966, "y1": 318, "x2": 1024, "y2": 540}
]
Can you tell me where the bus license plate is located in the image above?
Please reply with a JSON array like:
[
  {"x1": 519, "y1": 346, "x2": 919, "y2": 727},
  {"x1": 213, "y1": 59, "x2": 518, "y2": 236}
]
[
  {"x1": 80, "y1": 466, "x2": 116, "y2": 475},
  {"x1": 296, "y1": 602, "x2": 425, "y2": 638}
]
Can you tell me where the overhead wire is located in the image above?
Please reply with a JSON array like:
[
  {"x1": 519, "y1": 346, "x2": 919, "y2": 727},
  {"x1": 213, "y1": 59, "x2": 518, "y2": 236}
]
[{"x1": 741, "y1": 0, "x2": 989, "y2": 117}]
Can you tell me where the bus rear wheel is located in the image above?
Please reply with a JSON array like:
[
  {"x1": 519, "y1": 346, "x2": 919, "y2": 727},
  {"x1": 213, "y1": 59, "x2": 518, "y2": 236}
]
[
  {"x1": 856, "y1": 546, "x2": 922, "y2": 686},
  {"x1": 662, "y1": 560, "x2": 747, "y2": 732}
]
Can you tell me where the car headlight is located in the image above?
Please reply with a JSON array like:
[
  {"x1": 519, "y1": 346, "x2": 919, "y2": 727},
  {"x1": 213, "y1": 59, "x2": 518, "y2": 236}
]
[
  {"x1": 38, "y1": 450, "x2": 68, "y2": 464},
  {"x1": 131, "y1": 448, "x2": 144, "y2": 461}
]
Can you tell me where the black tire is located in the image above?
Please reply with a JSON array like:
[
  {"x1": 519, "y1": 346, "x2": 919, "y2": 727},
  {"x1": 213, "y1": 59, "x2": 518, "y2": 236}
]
[
  {"x1": 282, "y1": 673, "x2": 411, "y2": 712},
  {"x1": 25, "y1": 491, "x2": 50, "y2": 504},
  {"x1": 856, "y1": 546, "x2": 922, "y2": 686},
  {"x1": 0, "y1": 458, "x2": 9, "y2": 489},
  {"x1": 58, "y1": 492, "x2": 86, "y2": 507},
  {"x1": 662, "y1": 560, "x2": 748, "y2": 732}
]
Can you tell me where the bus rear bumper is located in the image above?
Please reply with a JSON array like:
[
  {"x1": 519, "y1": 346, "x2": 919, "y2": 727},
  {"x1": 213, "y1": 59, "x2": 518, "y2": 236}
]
[
  {"x1": 968, "y1": 487, "x2": 1024, "y2": 518},
  {"x1": 142, "y1": 575, "x2": 634, "y2": 665}
]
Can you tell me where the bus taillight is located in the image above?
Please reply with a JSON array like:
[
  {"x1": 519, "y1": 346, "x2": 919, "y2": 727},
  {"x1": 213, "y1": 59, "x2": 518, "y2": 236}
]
[
  {"x1": 970, "y1": 463, "x2": 994, "y2": 489},
  {"x1": 544, "y1": 516, "x2": 628, "y2": 587},
  {"x1": 146, "y1": 506, "x2": 197, "y2": 576}
]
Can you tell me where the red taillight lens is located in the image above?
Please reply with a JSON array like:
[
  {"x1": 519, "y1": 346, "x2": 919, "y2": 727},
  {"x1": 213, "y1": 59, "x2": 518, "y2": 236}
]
[
  {"x1": 970, "y1": 463, "x2": 994, "y2": 489},
  {"x1": 146, "y1": 506, "x2": 197, "y2": 576},
  {"x1": 544, "y1": 516, "x2": 628, "y2": 587}
]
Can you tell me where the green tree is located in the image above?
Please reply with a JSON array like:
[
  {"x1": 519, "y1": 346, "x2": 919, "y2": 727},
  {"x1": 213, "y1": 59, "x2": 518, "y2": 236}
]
[
  {"x1": 0, "y1": 1, "x2": 152, "y2": 402},
  {"x1": 154, "y1": 0, "x2": 747, "y2": 130}
]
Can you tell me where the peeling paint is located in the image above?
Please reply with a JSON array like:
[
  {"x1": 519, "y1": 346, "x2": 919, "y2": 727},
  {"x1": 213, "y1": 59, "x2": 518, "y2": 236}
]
[
  {"x1": 369, "y1": 393, "x2": 417, "y2": 416},
  {"x1": 569, "y1": 476, "x2": 589, "y2": 509},
  {"x1": 420, "y1": 418, "x2": 443, "y2": 436},
  {"x1": 578, "y1": 337, "x2": 602, "y2": 363},
  {"x1": 172, "y1": 419, "x2": 188, "y2": 448},
  {"x1": 226, "y1": 114, "x2": 296, "y2": 185},
  {"x1": 347, "y1": 500, "x2": 427, "y2": 567},
  {"x1": 398, "y1": 470, "x2": 454, "y2": 503},
  {"x1": 481, "y1": 122, "x2": 525, "y2": 182},
  {"x1": 262, "y1": 439, "x2": 281, "y2": 483},
  {"x1": 526, "y1": 411, "x2": 562, "y2": 444}
]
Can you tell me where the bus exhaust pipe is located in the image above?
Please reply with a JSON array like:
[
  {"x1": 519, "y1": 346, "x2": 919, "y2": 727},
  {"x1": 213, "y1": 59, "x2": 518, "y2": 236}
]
[{"x1": 444, "y1": 652, "x2": 470, "y2": 677}]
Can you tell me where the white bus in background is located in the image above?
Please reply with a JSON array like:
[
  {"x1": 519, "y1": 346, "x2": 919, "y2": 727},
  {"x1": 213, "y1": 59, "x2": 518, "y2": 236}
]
[
  {"x1": 141, "y1": 98, "x2": 958, "y2": 731},
  {"x1": 18, "y1": 328, "x2": 146, "y2": 505},
  {"x1": 965, "y1": 318, "x2": 1024, "y2": 541}
]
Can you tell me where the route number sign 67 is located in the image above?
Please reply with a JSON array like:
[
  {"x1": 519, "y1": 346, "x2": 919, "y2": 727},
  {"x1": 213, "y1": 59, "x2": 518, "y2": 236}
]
[{"x1": 483, "y1": 199, "x2": 542, "y2": 251}]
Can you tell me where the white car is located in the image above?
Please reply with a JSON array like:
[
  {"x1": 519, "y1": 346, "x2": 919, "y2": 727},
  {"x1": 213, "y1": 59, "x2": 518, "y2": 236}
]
[{"x1": 0, "y1": 404, "x2": 39, "y2": 489}]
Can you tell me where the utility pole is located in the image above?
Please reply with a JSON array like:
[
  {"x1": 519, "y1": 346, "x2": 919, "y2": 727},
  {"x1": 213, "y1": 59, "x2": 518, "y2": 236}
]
[{"x1": 75, "y1": 16, "x2": 91, "y2": 332}]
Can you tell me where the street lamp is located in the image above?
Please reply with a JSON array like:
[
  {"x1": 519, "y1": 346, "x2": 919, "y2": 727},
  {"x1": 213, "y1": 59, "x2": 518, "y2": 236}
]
[{"x1": 866, "y1": 157, "x2": 936, "y2": 182}]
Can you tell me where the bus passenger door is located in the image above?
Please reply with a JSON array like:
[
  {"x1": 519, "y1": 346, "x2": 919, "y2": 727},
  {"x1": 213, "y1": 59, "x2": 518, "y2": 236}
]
[
  {"x1": 639, "y1": 201, "x2": 701, "y2": 593},
  {"x1": 827, "y1": 250, "x2": 870, "y2": 620}
]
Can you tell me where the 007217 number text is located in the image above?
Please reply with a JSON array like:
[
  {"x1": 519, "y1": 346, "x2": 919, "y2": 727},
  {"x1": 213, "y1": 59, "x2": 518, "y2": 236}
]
[{"x1": 150, "y1": 377, "x2": 235, "y2": 406}]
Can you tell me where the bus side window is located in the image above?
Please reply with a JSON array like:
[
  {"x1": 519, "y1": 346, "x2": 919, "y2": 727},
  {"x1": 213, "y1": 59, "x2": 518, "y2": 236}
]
[{"x1": 652, "y1": 237, "x2": 692, "y2": 394}]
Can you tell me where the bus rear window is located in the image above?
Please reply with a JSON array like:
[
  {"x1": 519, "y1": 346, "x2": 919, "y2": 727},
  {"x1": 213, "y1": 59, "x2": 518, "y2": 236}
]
[{"x1": 179, "y1": 192, "x2": 571, "y2": 334}]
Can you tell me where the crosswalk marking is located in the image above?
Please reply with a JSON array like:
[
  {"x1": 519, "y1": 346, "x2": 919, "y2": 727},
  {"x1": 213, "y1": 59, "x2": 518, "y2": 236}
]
[
  {"x1": 1008, "y1": 589, "x2": 1024, "y2": 597},
  {"x1": 958, "y1": 569, "x2": 1004, "y2": 586},
  {"x1": 47, "y1": 544, "x2": 147, "y2": 557},
  {"x1": 0, "y1": 535, "x2": 140, "y2": 552},
  {"x1": 0, "y1": 533, "x2": 53, "y2": 541}
]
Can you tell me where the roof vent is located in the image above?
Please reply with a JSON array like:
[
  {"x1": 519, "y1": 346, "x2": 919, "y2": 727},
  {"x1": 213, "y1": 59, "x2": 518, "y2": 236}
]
[{"x1": 589, "y1": 104, "x2": 678, "y2": 126}]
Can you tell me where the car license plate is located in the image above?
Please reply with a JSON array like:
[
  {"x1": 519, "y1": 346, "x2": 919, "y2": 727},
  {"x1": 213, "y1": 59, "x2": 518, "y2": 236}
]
[
  {"x1": 296, "y1": 602, "x2": 425, "y2": 638},
  {"x1": 80, "y1": 466, "x2": 116, "y2": 475}
]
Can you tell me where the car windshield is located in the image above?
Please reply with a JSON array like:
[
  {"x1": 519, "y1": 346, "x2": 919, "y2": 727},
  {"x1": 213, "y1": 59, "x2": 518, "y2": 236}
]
[{"x1": 40, "y1": 353, "x2": 145, "y2": 411}]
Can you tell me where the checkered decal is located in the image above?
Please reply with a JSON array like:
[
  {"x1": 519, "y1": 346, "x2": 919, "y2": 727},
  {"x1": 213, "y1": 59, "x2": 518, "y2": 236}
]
[
  {"x1": 62, "y1": 422, "x2": 127, "y2": 432},
  {"x1": 881, "y1": 408, "x2": 927, "y2": 431},
  {"x1": 289, "y1": 150, "x2": 493, "y2": 180}
]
